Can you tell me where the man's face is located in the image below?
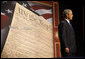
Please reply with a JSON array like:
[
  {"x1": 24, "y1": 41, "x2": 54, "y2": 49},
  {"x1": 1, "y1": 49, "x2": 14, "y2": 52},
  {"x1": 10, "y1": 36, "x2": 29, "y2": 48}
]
[{"x1": 66, "y1": 10, "x2": 73, "y2": 20}]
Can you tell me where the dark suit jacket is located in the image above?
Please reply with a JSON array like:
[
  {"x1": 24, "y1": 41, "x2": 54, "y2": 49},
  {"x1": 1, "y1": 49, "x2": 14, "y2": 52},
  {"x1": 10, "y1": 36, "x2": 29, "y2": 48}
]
[{"x1": 58, "y1": 20, "x2": 77, "y2": 55}]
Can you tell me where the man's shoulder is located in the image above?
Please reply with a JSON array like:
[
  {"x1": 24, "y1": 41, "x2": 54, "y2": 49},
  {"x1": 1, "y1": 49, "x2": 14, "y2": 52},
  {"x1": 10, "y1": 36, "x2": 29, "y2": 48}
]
[
  {"x1": 60, "y1": 20, "x2": 67, "y2": 25},
  {"x1": 58, "y1": 20, "x2": 68, "y2": 28}
]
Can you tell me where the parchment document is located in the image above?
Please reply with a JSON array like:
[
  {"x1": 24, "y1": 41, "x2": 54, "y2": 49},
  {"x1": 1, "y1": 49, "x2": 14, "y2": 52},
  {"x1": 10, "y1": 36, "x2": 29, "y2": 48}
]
[{"x1": 1, "y1": 3, "x2": 53, "y2": 58}]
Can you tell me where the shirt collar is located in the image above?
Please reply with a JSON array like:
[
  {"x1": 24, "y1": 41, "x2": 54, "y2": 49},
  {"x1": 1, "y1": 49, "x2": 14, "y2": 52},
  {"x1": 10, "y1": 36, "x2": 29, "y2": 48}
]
[{"x1": 65, "y1": 18, "x2": 70, "y2": 24}]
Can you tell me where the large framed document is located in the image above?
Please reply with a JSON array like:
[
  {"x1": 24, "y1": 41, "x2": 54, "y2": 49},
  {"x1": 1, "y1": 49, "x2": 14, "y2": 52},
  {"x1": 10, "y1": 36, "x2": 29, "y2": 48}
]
[
  {"x1": 1, "y1": 2, "x2": 53, "y2": 58},
  {"x1": 1, "y1": 1, "x2": 61, "y2": 58}
]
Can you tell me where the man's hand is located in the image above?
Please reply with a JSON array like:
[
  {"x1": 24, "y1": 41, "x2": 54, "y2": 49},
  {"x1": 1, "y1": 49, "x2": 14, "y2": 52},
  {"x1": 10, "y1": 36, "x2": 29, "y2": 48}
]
[{"x1": 65, "y1": 48, "x2": 69, "y2": 53}]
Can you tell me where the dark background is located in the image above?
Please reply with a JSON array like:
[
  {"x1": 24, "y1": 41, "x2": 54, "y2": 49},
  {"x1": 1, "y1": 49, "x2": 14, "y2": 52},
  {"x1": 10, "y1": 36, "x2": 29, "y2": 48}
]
[{"x1": 58, "y1": 0, "x2": 84, "y2": 57}]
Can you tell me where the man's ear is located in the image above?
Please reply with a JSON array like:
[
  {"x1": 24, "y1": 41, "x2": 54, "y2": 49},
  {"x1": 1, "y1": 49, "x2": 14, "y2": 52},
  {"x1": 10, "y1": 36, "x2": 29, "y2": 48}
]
[{"x1": 66, "y1": 14, "x2": 69, "y2": 18}]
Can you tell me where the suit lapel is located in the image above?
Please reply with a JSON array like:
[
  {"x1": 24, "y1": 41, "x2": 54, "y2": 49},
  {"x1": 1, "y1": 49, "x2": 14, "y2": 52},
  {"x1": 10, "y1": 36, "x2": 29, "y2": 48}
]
[{"x1": 64, "y1": 20, "x2": 74, "y2": 31}]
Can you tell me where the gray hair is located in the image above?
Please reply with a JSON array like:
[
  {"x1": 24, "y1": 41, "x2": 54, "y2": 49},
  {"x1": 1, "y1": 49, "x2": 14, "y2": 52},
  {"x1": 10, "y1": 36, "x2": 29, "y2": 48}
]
[{"x1": 63, "y1": 9, "x2": 72, "y2": 17}]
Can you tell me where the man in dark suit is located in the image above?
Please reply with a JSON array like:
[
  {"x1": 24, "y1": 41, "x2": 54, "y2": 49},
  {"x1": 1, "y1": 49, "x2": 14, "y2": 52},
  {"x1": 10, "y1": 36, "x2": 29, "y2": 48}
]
[{"x1": 58, "y1": 9, "x2": 77, "y2": 57}]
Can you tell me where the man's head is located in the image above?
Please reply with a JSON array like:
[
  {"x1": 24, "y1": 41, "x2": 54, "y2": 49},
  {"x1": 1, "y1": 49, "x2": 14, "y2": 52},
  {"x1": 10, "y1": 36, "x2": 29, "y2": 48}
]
[{"x1": 63, "y1": 9, "x2": 73, "y2": 20}]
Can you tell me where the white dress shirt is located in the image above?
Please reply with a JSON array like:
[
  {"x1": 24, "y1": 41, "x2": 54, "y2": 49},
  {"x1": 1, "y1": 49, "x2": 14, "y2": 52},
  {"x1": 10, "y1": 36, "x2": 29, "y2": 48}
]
[{"x1": 65, "y1": 19, "x2": 70, "y2": 24}]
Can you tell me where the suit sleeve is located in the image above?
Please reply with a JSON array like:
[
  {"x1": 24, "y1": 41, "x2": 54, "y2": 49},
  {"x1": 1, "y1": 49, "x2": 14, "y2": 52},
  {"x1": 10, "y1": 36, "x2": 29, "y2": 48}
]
[{"x1": 59, "y1": 23, "x2": 69, "y2": 48}]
